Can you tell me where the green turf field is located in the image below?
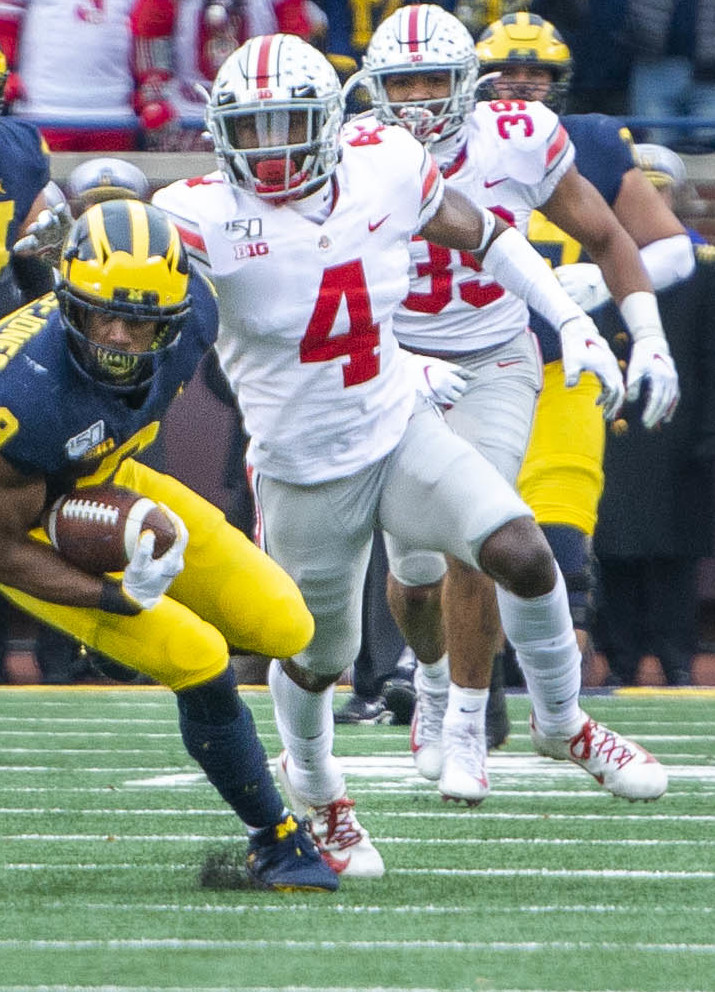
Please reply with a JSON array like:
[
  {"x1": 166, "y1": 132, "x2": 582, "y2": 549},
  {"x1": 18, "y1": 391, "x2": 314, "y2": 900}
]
[{"x1": 0, "y1": 686, "x2": 713, "y2": 992}]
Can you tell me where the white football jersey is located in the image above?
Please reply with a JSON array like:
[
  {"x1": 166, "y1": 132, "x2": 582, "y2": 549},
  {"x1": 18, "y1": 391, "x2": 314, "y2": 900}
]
[
  {"x1": 15, "y1": 0, "x2": 137, "y2": 122},
  {"x1": 394, "y1": 99, "x2": 574, "y2": 353},
  {"x1": 154, "y1": 117, "x2": 443, "y2": 485}
]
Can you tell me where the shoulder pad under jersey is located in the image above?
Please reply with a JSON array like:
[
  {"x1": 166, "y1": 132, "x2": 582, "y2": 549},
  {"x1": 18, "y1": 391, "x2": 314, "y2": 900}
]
[{"x1": 472, "y1": 99, "x2": 571, "y2": 184}]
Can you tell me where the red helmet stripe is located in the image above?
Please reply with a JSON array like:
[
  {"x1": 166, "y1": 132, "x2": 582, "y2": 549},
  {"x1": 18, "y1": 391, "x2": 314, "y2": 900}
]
[
  {"x1": 255, "y1": 34, "x2": 276, "y2": 86},
  {"x1": 407, "y1": 4, "x2": 422, "y2": 52}
]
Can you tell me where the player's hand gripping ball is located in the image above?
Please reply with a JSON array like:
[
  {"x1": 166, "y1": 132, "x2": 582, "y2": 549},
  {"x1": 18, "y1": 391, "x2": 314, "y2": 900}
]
[{"x1": 44, "y1": 486, "x2": 177, "y2": 575}]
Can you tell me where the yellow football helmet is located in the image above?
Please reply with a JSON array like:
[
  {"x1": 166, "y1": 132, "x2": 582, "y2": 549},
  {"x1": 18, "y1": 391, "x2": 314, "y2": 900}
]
[
  {"x1": 58, "y1": 200, "x2": 191, "y2": 390},
  {"x1": 476, "y1": 12, "x2": 572, "y2": 112}
]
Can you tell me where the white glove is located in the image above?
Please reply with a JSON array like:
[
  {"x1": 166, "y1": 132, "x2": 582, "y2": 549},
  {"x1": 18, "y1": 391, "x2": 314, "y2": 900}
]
[
  {"x1": 626, "y1": 336, "x2": 680, "y2": 429},
  {"x1": 554, "y1": 262, "x2": 610, "y2": 313},
  {"x1": 13, "y1": 200, "x2": 73, "y2": 264},
  {"x1": 559, "y1": 314, "x2": 625, "y2": 420},
  {"x1": 121, "y1": 508, "x2": 188, "y2": 610},
  {"x1": 402, "y1": 350, "x2": 475, "y2": 408}
]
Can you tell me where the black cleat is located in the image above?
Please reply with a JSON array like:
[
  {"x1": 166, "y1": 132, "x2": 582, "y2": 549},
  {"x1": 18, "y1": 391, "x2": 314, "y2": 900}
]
[
  {"x1": 334, "y1": 693, "x2": 393, "y2": 725},
  {"x1": 246, "y1": 814, "x2": 339, "y2": 892},
  {"x1": 486, "y1": 653, "x2": 511, "y2": 751},
  {"x1": 381, "y1": 677, "x2": 416, "y2": 726}
]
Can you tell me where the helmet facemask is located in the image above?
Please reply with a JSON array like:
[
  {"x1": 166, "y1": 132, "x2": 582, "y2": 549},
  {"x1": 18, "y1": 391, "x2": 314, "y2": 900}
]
[
  {"x1": 61, "y1": 290, "x2": 186, "y2": 392},
  {"x1": 207, "y1": 34, "x2": 344, "y2": 200},
  {"x1": 475, "y1": 13, "x2": 573, "y2": 114},
  {"x1": 362, "y1": 4, "x2": 479, "y2": 145},
  {"x1": 58, "y1": 200, "x2": 191, "y2": 393},
  {"x1": 367, "y1": 63, "x2": 477, "y2": 144},
  {"x1": 210, "y1": 93, "x2": 342, "y2": 198}
]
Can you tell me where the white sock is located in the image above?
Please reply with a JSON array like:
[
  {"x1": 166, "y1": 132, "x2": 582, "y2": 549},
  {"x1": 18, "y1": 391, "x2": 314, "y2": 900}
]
[
  {"x1": 445, "y1": 684, "x2": 487, "y2": 733},
  {"x1": 417, "y1": 653, "x2": 450, "y2": 686},
  {"x1": 496, "y1": 567, "x2": 582, "y2": 736},
  {"x1": 268, "y1": 659, "x2": 344, "y2": 801}
]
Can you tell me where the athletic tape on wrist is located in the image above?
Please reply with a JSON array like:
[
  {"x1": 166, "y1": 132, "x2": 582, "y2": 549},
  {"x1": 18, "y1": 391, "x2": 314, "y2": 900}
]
[{"x1": 618, "y1": 291, "x2": 666, "y2": 342}]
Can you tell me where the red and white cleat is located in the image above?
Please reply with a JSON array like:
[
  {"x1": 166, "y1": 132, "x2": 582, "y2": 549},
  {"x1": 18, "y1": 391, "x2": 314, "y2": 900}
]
[
  {"x1": 439, "y1": 719, "x2": 490, "y2": 807},
  {"x1": 277, "y1": 751, "x2": 385, "y2": 878},
  {"x1": 530, "y1": 711, "x2": 668, "y2": 801}
]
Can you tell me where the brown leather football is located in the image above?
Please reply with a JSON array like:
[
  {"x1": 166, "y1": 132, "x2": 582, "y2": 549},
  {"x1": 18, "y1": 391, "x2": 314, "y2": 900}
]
[{"x1": 44, "y1": 485, "x2": 177, "y2": 575}]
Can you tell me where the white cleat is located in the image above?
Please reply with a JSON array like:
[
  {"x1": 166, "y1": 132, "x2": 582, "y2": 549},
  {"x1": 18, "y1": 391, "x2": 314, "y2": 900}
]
[
  {"x1": 410, "y1": 668, "x2": 448, "y2": 781},
  {"x1": 530, "y1": 711, "x2": 668, "y2": 801},
  {"x1": 439, "y1": 719, "x2": 490, "y2": 807},
  {"x1": 277, "y1": 751, "x2": 385, "y2": 878}
]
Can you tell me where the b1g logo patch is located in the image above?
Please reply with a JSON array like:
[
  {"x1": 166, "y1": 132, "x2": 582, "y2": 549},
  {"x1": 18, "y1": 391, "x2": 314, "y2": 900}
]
[{"x1": 234, "y1": 242, "x2": 269, "y2": 260}]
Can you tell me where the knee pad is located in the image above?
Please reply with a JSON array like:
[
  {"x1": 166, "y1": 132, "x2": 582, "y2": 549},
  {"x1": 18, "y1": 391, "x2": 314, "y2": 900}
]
[
  {"x1": 386, "y1": 547, "x2": 447, "y2": 587},
  {"x1": 541, "y1": 525, "x2": 595, "y2": 633}
]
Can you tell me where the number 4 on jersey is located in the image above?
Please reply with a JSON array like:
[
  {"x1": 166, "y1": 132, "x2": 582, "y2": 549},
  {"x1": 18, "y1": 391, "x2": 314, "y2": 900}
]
[{"x1": 300, "y1": 260, "x2": 380, "y2": 387}]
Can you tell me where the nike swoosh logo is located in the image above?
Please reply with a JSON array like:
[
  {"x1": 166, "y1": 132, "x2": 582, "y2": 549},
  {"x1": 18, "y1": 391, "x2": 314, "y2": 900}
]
[
  {"x1": 321, "y1": 849, "x2": 351, "y2": 874},
  {"x1": 585, "y1": 339, "x2": 599, "y2": 349},
  {"x1": 369, "y1": 214, "x2": 390, "y2": 232},
  {"x1": 484, "y1": 177, "x2": 507, "y2": 188},
  {"x1": 496, "y1": 359, "x2": 523, "y2": 368},
  {"x1": 458, "y1": 707, "x2": 479, "y2": 714}
]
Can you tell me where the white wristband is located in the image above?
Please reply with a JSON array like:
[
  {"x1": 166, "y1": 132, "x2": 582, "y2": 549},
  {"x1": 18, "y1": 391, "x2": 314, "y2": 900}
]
[
  {"x1": 481, "y1": 226, "x2": 583, "y2": 328},
  {"x1": 618, "y1": 291, "x2": 666, "y2": 342},
  {"x1": 640, "y1": 234, "x2": 695, "y2": 291}
]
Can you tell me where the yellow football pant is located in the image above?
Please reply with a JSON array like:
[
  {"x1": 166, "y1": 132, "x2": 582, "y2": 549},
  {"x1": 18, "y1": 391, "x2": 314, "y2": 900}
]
[
  {"x1": 518, "y1": 362, "x2": 605, "y2": 537},
  {"x1": 0, "y1": 459, "x2": 314, "y2": 690}
]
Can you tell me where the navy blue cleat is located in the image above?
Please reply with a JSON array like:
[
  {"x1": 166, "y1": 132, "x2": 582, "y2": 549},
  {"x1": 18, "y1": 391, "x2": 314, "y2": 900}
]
[{"x1": 246, "y1": 814, "x2": 340, "y2": 892}]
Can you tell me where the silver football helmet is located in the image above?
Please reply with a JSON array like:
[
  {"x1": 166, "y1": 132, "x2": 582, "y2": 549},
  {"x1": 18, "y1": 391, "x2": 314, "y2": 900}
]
[
  {"x1": 362, "y1": 4, "x2": 479, "y2": 143},
  {"x1": 206, "y1": 33, "x2": 344, "y2": 199}
]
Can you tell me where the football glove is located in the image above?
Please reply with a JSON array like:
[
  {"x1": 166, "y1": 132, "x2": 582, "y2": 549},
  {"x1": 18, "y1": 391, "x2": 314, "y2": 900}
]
[
  {"x1": 553, "y1": 262, "x2": 611, "y2": 313},
  {"x1": 402, "y1": 350, "x2": 475, "y2": 409},
  {"x1": 626, "y1": 336, "x2": 680, "y2": 429},
  {"x1": 13, "y1": 185, "x2": 73, "y2": 267},
  {"x1": 121, "y1": 507, "x2": 188, "y2": 611},
  {"x1": 559, "y1": 314, "x2": 625, "y2": 420}
]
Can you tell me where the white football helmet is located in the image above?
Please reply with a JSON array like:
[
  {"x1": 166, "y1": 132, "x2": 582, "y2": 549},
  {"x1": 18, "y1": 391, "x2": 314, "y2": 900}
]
[
  {"x1": 362, "y1": 4, "x2": 479, "y2": 143},
  {"x1": 206, "y1": 33, "x2": 344, "y2": 199}
]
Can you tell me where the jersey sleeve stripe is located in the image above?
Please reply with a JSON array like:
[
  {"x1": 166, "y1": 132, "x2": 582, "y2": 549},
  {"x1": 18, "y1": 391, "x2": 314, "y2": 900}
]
[
  {"x1": 174, "y1": 223, "x2": 206, "y2": 254},
  {"x1": 421, "y1": 155, "x2": 441, "y2": 204},
  {"x1": 545, "y1": 123, "x2": 570, "y2": 171}
]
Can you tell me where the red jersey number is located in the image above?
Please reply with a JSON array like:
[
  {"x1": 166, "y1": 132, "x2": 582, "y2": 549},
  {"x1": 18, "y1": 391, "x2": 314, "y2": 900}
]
[
  {"x1": 301, "y1": 260, "x2": 380, "y2": 388},
  {"x1": 488, "y1": 100, "x2": 535, "y2": 141},
  {"x1": 402, "y1": 242, "x2": 505, "y2": 314}
]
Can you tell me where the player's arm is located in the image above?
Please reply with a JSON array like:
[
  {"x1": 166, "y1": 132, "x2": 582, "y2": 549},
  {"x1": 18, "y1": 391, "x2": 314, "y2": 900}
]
[
  {"x1": 0, "y1": 453, "x2": 104, "y2": 607},
  {"x1": 547, "y1": 164, "x2": 695, "y2": 304},
  {"x1": 0, "y1": 453, "x2": 186, "y2": 615},
  {"x1": 611, "y1": 167, "x2": 695, "y2": 291},
  {"x1": 543, "y1": 165, "x2": 680, "y2": 429},
  {"x1": 422, "y1": 185, "x2": 625, "y2": 418},
  {"x1": 541, "y1": 165, "x2": 654, "y2": 303}
]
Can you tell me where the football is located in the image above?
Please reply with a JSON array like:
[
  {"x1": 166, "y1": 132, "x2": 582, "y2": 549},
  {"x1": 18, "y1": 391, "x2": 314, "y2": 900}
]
[{"x1": 44, "y1": 485, "x2": 177, "y2": 576}]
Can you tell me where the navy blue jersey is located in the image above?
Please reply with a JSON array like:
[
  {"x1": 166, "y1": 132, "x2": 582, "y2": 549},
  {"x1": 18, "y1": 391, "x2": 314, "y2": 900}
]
[
  {"x1": 0, "y1": 268, "x2": 218, "y2": 501},
  {"x1": 0, "y1": 119, "x2": 51, "y2": 315},
  {"x1": 527, "y1": 114, "x2": 635, "y2": 362}
]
